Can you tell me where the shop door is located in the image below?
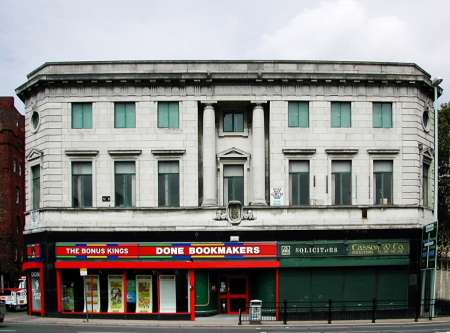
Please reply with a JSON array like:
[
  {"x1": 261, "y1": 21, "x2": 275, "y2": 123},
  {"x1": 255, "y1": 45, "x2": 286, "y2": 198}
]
[
  {"x1": 219, "y1": 275, "x2": 248, "y2": 314},
  {"x1": 159, "y1": 275, "x2": 176, "y2": 313}
]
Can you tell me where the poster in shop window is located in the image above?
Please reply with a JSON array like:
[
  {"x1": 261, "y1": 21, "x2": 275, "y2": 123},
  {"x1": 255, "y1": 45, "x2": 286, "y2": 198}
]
[
  {"x1": 30, "y1": 271, "x2": 41, "y2": 312},
  {"x1": 62, "y1": 282, "x2": 75, "y2": 311},
  {"x1": 108, "y1": 275, "x2": 124, "y2": 313},
  {"x1": 136, "y1": 275, "x2": 152, "y2": 313},
  {"x1": 83, "y1": 275, "x2": 100, "y2": 312}
]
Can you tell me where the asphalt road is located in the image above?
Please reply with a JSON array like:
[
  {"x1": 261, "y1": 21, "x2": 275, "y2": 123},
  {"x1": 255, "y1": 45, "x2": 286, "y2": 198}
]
[{"x1": 2, "y1": 322, "x2": 450, "y2": 333}]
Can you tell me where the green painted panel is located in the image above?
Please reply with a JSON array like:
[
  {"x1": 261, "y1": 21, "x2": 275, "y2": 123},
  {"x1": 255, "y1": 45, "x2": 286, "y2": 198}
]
[
  {"x1": 311, "y1": 269, "x2": 344, "y2": 305},
  {"x1": 280, "y1": 256, "x2": 409, "y2": 267},
  {"x1": 250, "y1": 270, "x2": 275, "y2": 305},
  {"x1": 344, "y1": 269, "x2": 376, "y2": 302},
  {"x1": 195, "y1": 271, "x2": 209, "y2": 307},
  {"x1": 377, "y1": 267, "x2": 408, "y2": 307},
  {"x1": 279, "y1": 269, "x2": 310, "y2": 303}
]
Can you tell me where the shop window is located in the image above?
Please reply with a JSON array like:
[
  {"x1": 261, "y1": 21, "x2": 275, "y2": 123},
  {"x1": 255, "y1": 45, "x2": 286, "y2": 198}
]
[
  {"x1": 373, "y1": 102, "x2": 392, "y2": 128},
  {"x1": 72, "y1": 162, "x2": 93, "y2": 208},
  {"x1": 289, "y1": 161, "x2": 310, "y2": 205},
  {"x1": 373, "y1": 160, "x2": 393, "y2": 205},
  {"x1": 158, "y1": 161, "x2": 179, "y2": 207},
  {"x1": 331, "y1": 102, "x2": 351, "y2": 128},
  {"x1": 72, "y1": 103, "x2": 93, "y2": 129},
  {"x1": 114, "y1": 161, "x2": 135, "y2": 207},
  {"x1": 223, "y1": 111, "x2": 244, "y2": 132},
  {"x1": 332, "y1": 161, "x2": 351, "y2": 205},
  {"x1": 114, "y1": 102, "x2": 136, "y2": 128},
  {"x1": 158, "y1": 101, "x2": 179, "y2": 128},
  {"x1": 31, "y1": 165, "x2": 40, "y2": 210},
  {"x1": 288, "y1": 101, "x2": 309, "y2": 128},
  {"x1": 30, "y1": 271, "x2": 42, "y2": 312},
  {"x1": 423, "y1": 163, "x2": 430, "y2": 207},
  {"x1": 223, "y1": 165, "x2": 244, "y2": 204}
]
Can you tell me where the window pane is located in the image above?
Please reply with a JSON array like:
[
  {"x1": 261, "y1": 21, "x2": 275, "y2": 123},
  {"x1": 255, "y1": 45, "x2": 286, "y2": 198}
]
[
  {"x1": 233, "y1": 112, "x2": 244, "y2": 132},
  {"x1": 331, "y1": 103, "x2": 341, "y2": 128},
  {"x1": 158, "y1": 102, "x2": 169, "y2": 128},
  {"x1": 382, "y1": 103, "x2": 392, "y2": 128},
  {"x1": 115, "y1": 103, "x2": 126, "y2": 128},
  {"x1": 82, "y1": 103, "x2": 93, "y2": 129},
  {"x1": 341, "y1": 172, "x2": 352, "y2": 204},
  {"x1": 31, "y1": 165, "x2": 40, "y2": 209},
  {"x1": 332, "y1": 161, "x2": 351, "y2": 205},
  {"x1": 340, "y1": 103, "x2": 351, "y2": 127},
  {"x1": 224, "y1": 165, "x2": 244, "y2": 177},
  {"x1": 158, "y1": 161, "x2": 179, "y2": 207},
  {"x1": 373, "y1": 103, "x2": 383, "y2": 128},
  {"x1": 423, "y1": 164, "x2": 429, "y2": 206},
  {"x1": 298, "y1": 102, "x2": 309, "y2": 128},
  {"x1": 168, "y1": 173, "x2": 180, "y2": 206},
  {"x1": 228, "y1": 176, "x2": 244, "y2": 203},
  {"x1": 72, "y1": 162, "x2": 92, "y2": 208},
  {"x1": 223, "y1": 112, "x2": 233, "y2": 132},
  {"x1": 289, "y1": 161, "x2": 309, "y2": 173},
  {"x1": 72, "y1": 162, "x2": 92, "y2": 175},
  {"x1": 291, "y1": 172, "x2": 309, "y2": 205},
  {"x1": 72, "y1": 104, "x2": 83, "y2": 129},
  {"x1": 373, "y1": 160, "x2": 393, "y2": 172},
  {"x1": 332, "y1": 161, "x2": 351, "y2": 172},
  {"x1": 168, "y1": 102, "x2": 179, "y2": 128},
  {"x1": 115, "y1": 162, "x2": 135, "y2": 207},
  {"x1": 125, "y1": 103, "x2": 136, "y2": 128},
  {"x1": 115, "y1": 161, "x2": 135, "y2": 174},
  {"x1": 288, "y1": 102, "x2": 299, "y2": 127},
  {"x1": 159, "y1": 161, "x2": 179, "y2": 174}
]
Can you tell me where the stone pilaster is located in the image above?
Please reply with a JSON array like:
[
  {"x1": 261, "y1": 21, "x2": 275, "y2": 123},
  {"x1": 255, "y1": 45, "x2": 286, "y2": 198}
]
[
  {"x1": 202, "y1": 103, "x2": 217, "y2": 206},
  {"x1": 251, "y1": 103, "x2": 266, "y2": 205}
]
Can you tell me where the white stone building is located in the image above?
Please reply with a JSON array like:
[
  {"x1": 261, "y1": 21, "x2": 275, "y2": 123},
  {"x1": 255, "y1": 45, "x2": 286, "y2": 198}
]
[{"x1": 17, "y1": 61, "x2": 438, "y2": 319}]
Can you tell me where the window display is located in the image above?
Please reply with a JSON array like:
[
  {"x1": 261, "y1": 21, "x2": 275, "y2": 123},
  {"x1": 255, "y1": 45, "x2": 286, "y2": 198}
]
[
  {"x1": 83, "y1": 275, "x2": 100, "y2": 312},
  {"x1": 136, "y1": 275, "x2": 152, "y2": 313},
  {"x1": 108, "y1": 275, "x2": 124, "y2": 312}
]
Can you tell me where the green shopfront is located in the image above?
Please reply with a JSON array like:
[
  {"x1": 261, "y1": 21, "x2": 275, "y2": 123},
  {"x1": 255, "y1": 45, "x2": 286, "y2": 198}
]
[{"x1": 278, "y1": 240, "x2": 413, "y2": 315}]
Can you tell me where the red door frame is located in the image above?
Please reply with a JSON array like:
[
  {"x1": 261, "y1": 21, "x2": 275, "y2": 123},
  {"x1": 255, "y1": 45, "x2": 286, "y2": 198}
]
[
  {"x1": 22, "y1": 262, "x2": 45, "y2": 316},
  {"x1": 219, "y1": 274, "x2": 249, "y2": 314}
]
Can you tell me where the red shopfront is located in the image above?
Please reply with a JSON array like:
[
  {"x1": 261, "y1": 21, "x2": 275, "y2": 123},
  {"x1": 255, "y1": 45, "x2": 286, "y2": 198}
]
[
  {"x1": 50, "y1": 242, "x2": 279, "y2": 320},
  {"x1": 22, "y1": 244, "x2": 45, "y2": 316}
]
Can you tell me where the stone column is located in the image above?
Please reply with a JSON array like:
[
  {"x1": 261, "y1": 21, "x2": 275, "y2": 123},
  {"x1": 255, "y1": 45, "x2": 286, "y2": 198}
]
[
  {"x1": 202, "y1": 103, "x2": 217, "y2": 206},
  {"x1": 251, "y1": 102, "x2": 267, "y2": 205}
]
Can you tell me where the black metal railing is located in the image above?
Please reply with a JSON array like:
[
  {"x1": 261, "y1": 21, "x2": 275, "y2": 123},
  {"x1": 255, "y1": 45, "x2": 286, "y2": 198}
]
[{"x1": 238, "y1": 298, "x2": 446, "y2": 325}]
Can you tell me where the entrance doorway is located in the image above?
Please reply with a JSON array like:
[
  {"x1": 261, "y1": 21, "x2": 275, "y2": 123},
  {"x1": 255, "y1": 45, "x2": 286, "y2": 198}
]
[{"x1": 219, "y1": 275, "x2": 248, "y2": 314}]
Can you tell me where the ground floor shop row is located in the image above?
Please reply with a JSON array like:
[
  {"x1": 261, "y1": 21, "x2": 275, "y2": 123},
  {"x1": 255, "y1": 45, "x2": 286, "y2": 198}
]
[{"x1": 22, "y1": 237, "x2": 419, "y2": 320}]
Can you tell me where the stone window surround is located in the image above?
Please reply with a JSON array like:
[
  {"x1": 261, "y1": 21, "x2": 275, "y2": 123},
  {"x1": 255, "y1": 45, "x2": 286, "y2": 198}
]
[
  {"x1": 326, "y1": 149, "x2": 358, "y2": 206},
  {"x1": 64, "y1": 150, "x2": 99, "y2": 208},
  {"x1": 218, "y1": 108, "x2": 249, "y2": 137},
  {"x1": 367, "y1": 149, "x2": 399, "y2": 206}
]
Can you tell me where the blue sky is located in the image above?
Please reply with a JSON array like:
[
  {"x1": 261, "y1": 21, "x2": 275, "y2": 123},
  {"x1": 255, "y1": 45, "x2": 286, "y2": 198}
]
[{"x1": 1, "y1": 0, "x2": 448, "y2": 112}]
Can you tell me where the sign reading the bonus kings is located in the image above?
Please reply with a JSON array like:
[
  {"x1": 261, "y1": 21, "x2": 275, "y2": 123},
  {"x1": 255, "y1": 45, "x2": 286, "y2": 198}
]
[{"x1": 55, "y1": 242, "x2": 277, "y2": 260}]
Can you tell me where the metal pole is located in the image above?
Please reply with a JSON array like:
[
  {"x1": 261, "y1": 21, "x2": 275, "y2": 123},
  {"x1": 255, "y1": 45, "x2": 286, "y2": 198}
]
[
  {"x1": 431, "y1": 78, "x2": 443, "y2": 318},
  {"x1": 84, "y1": 276, "x2": 88, "y2": 322}
]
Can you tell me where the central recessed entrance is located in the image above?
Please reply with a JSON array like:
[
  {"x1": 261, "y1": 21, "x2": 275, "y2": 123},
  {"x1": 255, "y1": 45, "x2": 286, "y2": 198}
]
[{"x1": 219, "y1": 274, "x2": 249, "y2": 314}]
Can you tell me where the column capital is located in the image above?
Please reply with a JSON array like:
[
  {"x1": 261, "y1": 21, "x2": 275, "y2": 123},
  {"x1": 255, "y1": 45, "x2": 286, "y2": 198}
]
[
  {"x1": 201, "y1": 100, "x2": 218, "y2": 105},
  {"x1": 250, "y1": 100, "x2": 267, "y2": 106}
]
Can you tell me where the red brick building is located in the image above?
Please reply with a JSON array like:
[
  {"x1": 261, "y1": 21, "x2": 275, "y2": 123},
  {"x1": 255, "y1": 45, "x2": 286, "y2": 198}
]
[{"x1": 0, "y1": 97, "x2": 25, "y2": 288}]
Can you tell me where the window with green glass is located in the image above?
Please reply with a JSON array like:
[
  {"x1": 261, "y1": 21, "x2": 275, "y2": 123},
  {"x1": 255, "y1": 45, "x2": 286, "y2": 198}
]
[
  {"x1": 288, "y1": 102, "x2": 309, "y2": 128},
  {"x1": 71, "y1": 103, "x2": 93, "y2": 129},
  {"x1": 31, "y1": 165, "x2": 40, "y2": 210},
  {"x1": 223, "y1": 112, "x2": 244, "y2": 132},
  {"x1": 373, "y1": 160, "x2": 393, "y2": 205},
  {"x1": 158, "y1": 102, "x2": 179, "y2": 128},
  {"x1": 158, "y1": 161, "x2": 180, "y2": 207},
  {"x1": 223, "y1": 165, "x2": 244, "y2": 204},
  {"x1": 331, "y1": 102, "x2": 351, "y2": 128},
  {"x1": 373, "y1": 102, "x2": 392, "y2": 128},
  {"x1": 423, "y1": 163, "x2": 429, "y2": 207},
  {"x1": 115, "y1": 161, "x2": 135, "y2": 207},
  {"x1": 72, "y1": 162, "x2": 92, "y2": 208},
  {"x1": 332, "y1": 161, "x2": 351, "y2": 205},
  {"x1": 289, "y1": 161, "x2": 310, "y2": 205},
  {"x1": 114, "y1": 102, "x2": 136, "y2": 128}
]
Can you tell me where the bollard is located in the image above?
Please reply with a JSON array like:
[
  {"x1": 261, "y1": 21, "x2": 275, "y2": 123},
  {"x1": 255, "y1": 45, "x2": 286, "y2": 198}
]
[
  {"x1": 328, "y1": 299, "x2": 332, "y2": 324},
  {"x1": 372, "y1": 298, "x2": 377, "y2": 323},
  {"x1": 283, "y1": 299, "x2": 287, "y2": 325}
]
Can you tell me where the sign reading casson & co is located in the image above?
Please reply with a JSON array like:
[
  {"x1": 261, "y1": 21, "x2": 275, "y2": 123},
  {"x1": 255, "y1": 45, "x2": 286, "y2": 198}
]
[{"x1": 279, "y1": 240, "x2": 409, "y2": 257}]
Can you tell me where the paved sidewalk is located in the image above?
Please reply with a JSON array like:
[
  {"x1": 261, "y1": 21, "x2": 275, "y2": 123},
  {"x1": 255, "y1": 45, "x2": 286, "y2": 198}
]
[{"x1": 3, "y1": 311, "x2": 450, "y2": 328}]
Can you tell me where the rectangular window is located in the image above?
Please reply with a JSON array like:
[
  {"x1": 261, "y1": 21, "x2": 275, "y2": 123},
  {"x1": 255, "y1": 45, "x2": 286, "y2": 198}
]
[
  {"x1": 331, "y1": 102, "x2": 351, "y2": 128},
  {"x1": 373, "y1": 160, "x2": 393, "y2": 205},
  {"x1": 223, "y1": 165, "x2": 244, "y2": 204},
  {"x1": 223, "y1": 112, "x2": 244, "y2": 132},
  {"x1": 288, "y1": 102, "x2": 309, "y2": 128},
  {"x1": 289, "y1": 161, "x2": 310, "y2": 205},
  {"x1": 72, "y1": 162, "x2": 93, "y2": 208},
  {"x1": 15, "y1": 187, "x2": 20, "y2": 205},
  {"x1": 332, "y1": 161, "x2": 351, "y2": 205},
  {"x1": 158, "y1": 161, "x2": 180, "y2": 207},
  {"x1": 31, "y1": 165, "x2": 40, "y2": 209},
  {"x1": 373, "y1": 102, "x2": 392, "y2": 128},
  {"x1": 114, "y1": 102, "x2": 136, "y2": 128},
  {"x1": 115, "y1": 161, "x2": 135, "y2": 207},
  {"x1": 423, "y1": 164, "x2": 429, "y2": 207},
  {"x1": 72, "y1": 103, "x2": 93, "y2": 129},
  {"x1": 158, "y1": 102, "x2": 179, "y2": 128}
]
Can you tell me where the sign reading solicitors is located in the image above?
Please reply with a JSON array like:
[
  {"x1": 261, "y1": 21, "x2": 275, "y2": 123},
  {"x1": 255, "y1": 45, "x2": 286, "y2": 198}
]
[
  {"x1": 279, "y1": 240, "x2": 409, "y2": 257},
  {"x1": 56, "y1": 242, "x2": 277, "y2": 260}
]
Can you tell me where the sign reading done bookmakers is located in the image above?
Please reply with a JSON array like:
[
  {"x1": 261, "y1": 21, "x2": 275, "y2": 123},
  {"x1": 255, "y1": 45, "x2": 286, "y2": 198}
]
[
  {"x1": 279, "y1": 240, "x2": 409, "y2": 257},
  {"x1": 56, "y1": 242, "x2": 277, "y2": 260}
]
